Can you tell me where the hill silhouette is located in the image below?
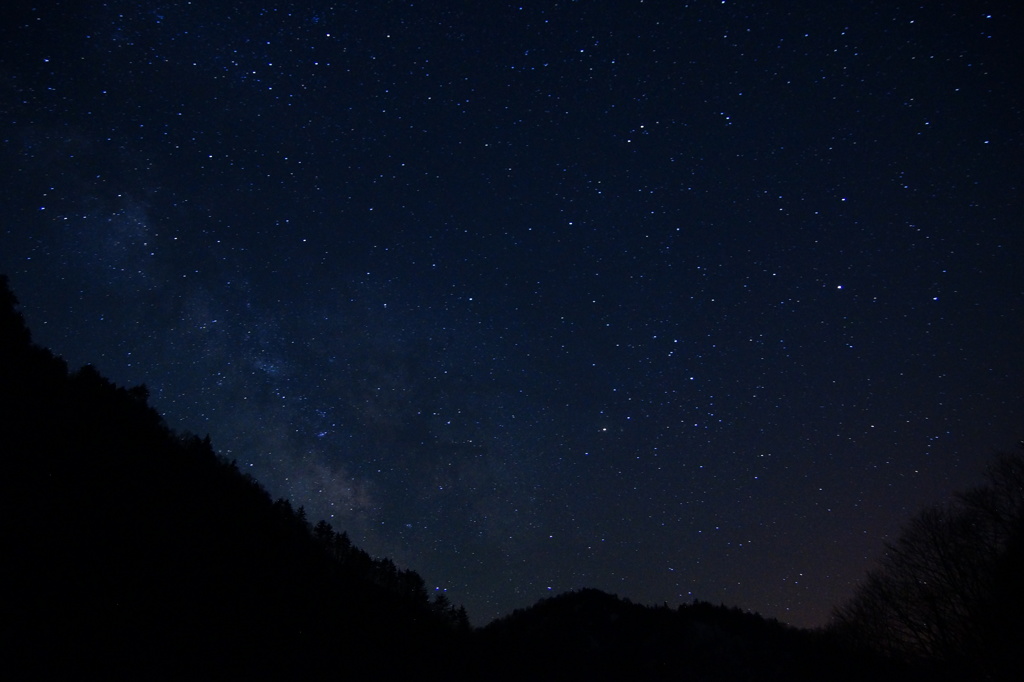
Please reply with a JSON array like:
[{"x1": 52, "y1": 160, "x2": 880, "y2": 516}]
[
  {"x1": 471, "y1": 588, "x2": 915, "y2": 681},
  {"x1": 2, "y1": 274, "x2": 935, "y2": 679}
]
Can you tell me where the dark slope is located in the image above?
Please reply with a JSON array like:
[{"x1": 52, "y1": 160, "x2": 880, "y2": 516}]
[
  {"x1": 470, "y1": 588, "x2": 908, "y2": 682},
  {"x1": 1, "y1": 275, "x2": 466, "y2": 679}
]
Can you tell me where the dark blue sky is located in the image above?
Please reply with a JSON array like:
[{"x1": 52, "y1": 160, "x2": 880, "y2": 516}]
[{"x1": 2, "y1": 0, "x2": 1020, "y2": 627}]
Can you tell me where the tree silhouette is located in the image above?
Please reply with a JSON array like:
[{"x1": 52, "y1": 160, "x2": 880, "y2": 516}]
[{"x1": 832, "y1": 449, "x2": 1024, "y2": 674}]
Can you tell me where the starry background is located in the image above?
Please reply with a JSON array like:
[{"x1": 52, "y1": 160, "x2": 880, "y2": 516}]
[{"x1": 1, "y1": 1, "x2": 1021, "y2": 628}]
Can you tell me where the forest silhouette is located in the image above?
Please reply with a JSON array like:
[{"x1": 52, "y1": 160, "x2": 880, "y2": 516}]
[{"x1": 2, "y1": 274, "x2": 1018, "y2": 680}]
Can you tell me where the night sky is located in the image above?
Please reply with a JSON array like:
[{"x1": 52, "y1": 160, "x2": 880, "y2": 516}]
[{"x1": 2, "y1": 1, "x2": 1021, "y2": 628}]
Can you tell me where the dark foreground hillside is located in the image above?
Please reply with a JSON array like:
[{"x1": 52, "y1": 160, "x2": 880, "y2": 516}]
[
  {"x1": 3, "y1": 275, "x2": 922, "y2": 680},
  {"x1": 1, "y1": 275, "x2": 467, "y2": 679}
]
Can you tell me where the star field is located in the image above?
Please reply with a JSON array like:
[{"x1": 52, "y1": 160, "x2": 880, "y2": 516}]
[{"x1": 1, "y1": 1, "x2": 1021, "y2": 627}]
